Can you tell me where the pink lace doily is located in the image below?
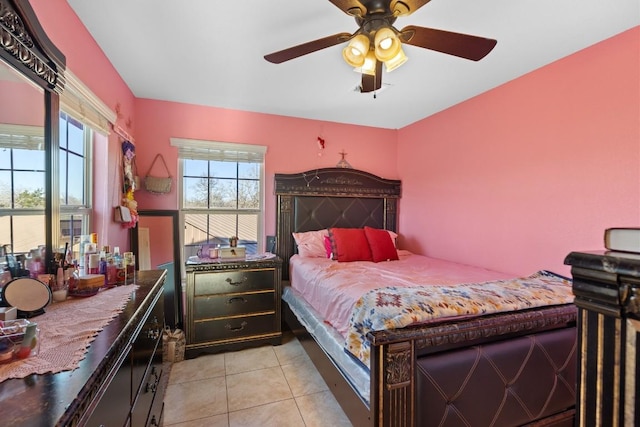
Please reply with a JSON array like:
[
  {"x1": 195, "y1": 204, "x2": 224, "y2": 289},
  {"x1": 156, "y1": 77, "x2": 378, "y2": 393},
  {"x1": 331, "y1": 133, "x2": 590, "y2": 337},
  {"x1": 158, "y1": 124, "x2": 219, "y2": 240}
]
[{"x1": 0, "y1": 284, "x2": 138, "y2": 381}]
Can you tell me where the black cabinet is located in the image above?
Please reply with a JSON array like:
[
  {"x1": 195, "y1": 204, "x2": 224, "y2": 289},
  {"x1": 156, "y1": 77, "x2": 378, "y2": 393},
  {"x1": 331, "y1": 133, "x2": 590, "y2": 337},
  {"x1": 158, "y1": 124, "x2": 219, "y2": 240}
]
[
  {"x1": 0, "y1": 270, "x2": 167, "y2": 427},
  {"x1": 565, "y1": 251, "x2": 640, "y2": 427},
  {"x1": 84, "y1": 278, "x2": 165, "y2": 427},
  {"x1": 86, "y1": 345, "x2": 133, "y2": 426},
  {"x1": 131, "y1": 292, "x2": 164, "y2": 427},
  {"x1": 185, "y1": 258, "x2": 282, "y2": 357}
]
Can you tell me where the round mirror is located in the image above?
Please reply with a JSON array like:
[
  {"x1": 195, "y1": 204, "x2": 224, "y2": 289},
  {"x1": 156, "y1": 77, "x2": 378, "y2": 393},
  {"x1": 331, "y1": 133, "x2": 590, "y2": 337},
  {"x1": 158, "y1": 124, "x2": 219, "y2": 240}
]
[{"x1": 2, "y1": 277, "x2": 51, "y2": 315}]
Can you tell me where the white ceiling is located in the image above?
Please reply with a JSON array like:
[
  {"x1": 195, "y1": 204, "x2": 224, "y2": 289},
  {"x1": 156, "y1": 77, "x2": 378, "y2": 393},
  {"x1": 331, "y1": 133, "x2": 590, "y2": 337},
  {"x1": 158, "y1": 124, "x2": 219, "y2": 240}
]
[{"x1": 66, "y1": 0, "x2": 638, "y2": 129}]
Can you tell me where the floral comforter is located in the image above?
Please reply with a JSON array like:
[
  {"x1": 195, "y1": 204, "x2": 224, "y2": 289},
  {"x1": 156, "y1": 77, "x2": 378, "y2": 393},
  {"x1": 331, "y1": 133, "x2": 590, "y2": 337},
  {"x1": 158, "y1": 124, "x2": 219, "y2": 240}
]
[{"x1": 345, "y1": 270, "x2": 574, "y2": 368}]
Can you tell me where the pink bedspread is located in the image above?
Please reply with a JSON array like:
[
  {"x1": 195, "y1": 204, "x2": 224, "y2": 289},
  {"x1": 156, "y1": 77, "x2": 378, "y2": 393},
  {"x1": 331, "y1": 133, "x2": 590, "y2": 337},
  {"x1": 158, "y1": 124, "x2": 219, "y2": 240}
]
[{"x1": 290, "y1": 250, "x2": 513, "y2": 338}]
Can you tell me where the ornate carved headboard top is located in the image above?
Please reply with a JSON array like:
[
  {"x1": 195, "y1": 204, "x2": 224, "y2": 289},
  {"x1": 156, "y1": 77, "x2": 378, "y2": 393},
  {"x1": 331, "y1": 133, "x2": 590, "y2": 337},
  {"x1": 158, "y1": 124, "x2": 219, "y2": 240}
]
[{"x1": 274, "y1": 168, "x2": 401, "y2": 280}]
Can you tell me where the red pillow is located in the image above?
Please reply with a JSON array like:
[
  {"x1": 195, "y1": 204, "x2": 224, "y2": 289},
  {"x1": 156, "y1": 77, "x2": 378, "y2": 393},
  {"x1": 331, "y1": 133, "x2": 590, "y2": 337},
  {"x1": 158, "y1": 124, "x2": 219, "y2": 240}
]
[
  {"x1": 364, "y1": 226, "x2": 399, "y2": 262},
  {"x1": 328, "y1": 228, "x2": 372, "y2": 262}
]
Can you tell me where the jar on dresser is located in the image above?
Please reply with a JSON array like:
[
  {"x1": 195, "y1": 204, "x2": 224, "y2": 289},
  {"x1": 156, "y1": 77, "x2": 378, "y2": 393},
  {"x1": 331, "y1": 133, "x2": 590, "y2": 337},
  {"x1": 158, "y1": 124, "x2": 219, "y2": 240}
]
[{"x1": 184, "y1": 257, "x2": 282, "y2": 358}]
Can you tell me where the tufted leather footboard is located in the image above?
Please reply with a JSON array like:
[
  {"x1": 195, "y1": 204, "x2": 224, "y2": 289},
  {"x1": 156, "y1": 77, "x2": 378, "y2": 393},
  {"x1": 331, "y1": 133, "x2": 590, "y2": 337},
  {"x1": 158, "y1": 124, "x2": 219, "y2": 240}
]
[{"x1": 415, "y1": 326, "x2": 577, "y2": 426}]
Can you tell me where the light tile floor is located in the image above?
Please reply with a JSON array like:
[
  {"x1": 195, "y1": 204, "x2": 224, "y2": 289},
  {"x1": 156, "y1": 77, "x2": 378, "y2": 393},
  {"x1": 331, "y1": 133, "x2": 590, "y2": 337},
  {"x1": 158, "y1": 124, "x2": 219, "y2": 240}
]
[{"x1": 163, "y1": 332, "x2": 353, "y2": 427}]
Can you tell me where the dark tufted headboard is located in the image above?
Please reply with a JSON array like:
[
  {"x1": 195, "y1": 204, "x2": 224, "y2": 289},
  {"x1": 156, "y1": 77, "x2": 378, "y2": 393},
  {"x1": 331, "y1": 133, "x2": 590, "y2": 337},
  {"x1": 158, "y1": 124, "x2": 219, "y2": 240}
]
[{"x1": 274, "y1": 168, "x2": 401, "y2": 280}]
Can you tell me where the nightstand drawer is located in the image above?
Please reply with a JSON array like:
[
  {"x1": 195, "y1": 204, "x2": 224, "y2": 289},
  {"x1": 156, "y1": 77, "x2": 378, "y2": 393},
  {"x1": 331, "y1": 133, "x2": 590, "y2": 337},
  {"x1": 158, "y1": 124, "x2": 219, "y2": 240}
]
[
  {"x1": 193, "y1": 269, "x2": 274, "y2": 295},
  {"x1": 193, "y1": 291, "x2": 275, "y2": 319},
  {"x1": 193, "y1": 313, "x2": 278, "y2": 343}
]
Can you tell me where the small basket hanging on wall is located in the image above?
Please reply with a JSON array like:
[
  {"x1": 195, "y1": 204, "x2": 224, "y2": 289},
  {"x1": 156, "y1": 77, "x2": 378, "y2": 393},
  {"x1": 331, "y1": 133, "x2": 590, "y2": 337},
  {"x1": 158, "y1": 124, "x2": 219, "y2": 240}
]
[{"x1": 144, "y1": 153, "x2": 173, "y2": 194}]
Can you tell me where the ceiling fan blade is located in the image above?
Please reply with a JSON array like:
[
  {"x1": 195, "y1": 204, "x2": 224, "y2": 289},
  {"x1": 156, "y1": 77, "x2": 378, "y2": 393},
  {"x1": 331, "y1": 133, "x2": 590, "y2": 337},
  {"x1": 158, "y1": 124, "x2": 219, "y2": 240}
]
[
  {"x1": 327, "y1": 0, "x2": 366, "y2": 16},
  {"x1": 360, "y1": 60, "x2": 383, "y2": 93},
  {"x1": 391, "y1": 0, "x2": 432, "y2": 16},
  {"x1": 264, "y1": 32, "x2": 352, "y2": 64},
  {"x1": 400, "y1": 25, "x2": 497, "y2": 61}
]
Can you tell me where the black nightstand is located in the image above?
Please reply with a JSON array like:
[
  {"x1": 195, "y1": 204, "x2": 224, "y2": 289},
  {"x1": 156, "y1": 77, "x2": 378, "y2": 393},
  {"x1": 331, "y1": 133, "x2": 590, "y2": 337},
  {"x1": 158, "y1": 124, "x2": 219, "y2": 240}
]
[{"x1": 184, "y1": 257, "x2": 282, "y2": 358}]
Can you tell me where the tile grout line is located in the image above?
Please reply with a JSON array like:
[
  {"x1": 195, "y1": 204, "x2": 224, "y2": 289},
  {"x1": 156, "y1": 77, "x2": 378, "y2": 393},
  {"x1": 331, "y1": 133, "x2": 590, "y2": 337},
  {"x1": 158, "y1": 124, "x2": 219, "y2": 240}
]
[{"x1": 278, "y1": 363, "x2": 309, "y2": 426}]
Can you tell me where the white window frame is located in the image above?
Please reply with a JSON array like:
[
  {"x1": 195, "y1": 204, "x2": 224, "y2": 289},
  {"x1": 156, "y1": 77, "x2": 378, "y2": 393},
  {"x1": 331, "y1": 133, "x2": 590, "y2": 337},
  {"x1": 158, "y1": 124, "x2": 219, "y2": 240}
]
[
  {"x1": 58, "y1": 111, "x2": 93, "y2": 246},
  {"x1": 171, "y1": 138, "x2": 266, "y2": 266},
  {"x1": 0, "y1": 124, "x2": 47, "y2": 254}
]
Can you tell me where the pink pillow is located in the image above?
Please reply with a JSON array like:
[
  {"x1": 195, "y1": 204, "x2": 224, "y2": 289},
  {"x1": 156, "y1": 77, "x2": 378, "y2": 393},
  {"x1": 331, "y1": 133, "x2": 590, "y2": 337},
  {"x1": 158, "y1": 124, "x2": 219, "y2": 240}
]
[
  {"x1": 323, "y1": 235, "x2": 332, "y2": 258},
  {"x1": 386, "y1": 230, "x2": 398, "y2": 248},
  {"x1": 364, "y1": 226, "x2": 399, "y2": 262},
  {"x1": 329, "y1": 228, "x2": 372, "y2": 262},
  {"x1": 292, "y1": 229, "x2": 329, "y2": 258}
]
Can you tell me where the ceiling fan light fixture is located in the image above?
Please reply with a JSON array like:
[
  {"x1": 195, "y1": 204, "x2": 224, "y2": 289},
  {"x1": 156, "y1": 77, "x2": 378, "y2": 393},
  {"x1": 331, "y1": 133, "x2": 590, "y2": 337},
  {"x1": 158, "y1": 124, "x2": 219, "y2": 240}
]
[
  {"x1": 384, "y1": 47, "x2": 408, "y2": 72},
  {"x1": 390, "y1": 1, "x2": 411, "y2": 17},
  {"x1": 342, "y1": 34, "x2": 370, "y2": 67},
  {"x1": 354, "y1": 50, "x2": 378, "y2": 76},
  {"x1": 374, "y1": 27, "x2": 401, "y2": 62}
]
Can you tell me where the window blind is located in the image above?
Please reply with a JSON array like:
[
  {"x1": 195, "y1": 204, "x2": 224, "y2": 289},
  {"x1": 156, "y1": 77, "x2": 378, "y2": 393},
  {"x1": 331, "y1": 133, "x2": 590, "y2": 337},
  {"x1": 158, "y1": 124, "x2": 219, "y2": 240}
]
[
  {"x1": 60, "y1": 69, "x2": 116, "y2": 135},
  {"x1": 170, "y1": 138, "x2": 266, "y2": 163},
  {"x1": 0, "y1": 124, "x2": 44, "y2": 150}
]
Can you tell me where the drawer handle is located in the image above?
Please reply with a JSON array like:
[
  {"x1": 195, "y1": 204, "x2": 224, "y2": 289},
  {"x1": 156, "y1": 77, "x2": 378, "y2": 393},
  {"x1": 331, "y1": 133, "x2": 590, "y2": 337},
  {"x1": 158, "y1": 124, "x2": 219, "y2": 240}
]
[
  {"x1": 226, "y1": 276, "x2": 248, "y2": 286},
  {"x1": 146, "y1": 327, "x2": 161, "y2": 340},
  {"x1": 227, "y1": 296, "x2": 247, "y2": 304},
  {"x1": 225, "y1": 321, "x2": 248, "y2": 332}
]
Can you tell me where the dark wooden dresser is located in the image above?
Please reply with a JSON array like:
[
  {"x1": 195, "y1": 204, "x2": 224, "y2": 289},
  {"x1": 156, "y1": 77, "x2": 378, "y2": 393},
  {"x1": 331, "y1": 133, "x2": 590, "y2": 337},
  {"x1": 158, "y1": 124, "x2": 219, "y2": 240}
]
[
  {"x1": 185, "y1": 257, "x2": 282, "y2": 358},
  {"x1": 565, "y1": 251, "x2": 640, "y2": 427},
  {"x1": 0, "y1": 270, "x2": 166, "y2": 427}
]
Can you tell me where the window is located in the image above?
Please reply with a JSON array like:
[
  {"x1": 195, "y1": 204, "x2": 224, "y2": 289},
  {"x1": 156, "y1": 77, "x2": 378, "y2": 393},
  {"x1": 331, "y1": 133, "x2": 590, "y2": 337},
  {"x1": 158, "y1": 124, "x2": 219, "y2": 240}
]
[
  {"x1": 0, "y1": 113, "x2": 92, "y2": 258},
  {"x1": 0, "y1": 124, "x2": 46, "y2": 254},
  {"x1": 172, "y1": 138, "x2": 266, "y2": 261},
  {"x1": 0, "y1": 63, "x2": 112, "y2": 270},
  {"x1": 58, "y1": 111, "x2": 92, "y2": 256}
]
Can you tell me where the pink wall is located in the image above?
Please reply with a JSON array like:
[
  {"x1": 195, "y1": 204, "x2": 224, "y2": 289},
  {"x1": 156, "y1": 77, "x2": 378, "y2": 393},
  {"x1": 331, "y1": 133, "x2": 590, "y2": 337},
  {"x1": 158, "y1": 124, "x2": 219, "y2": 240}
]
[
  {"x1": 31, "y1": 0, "x2": 137, "y2": 251},
  {"x1": 0, "y1": 81, "x2": 43, "y2": 125},
  {"x1": 397, "y1": 27, "x2": 640, "y2": 276},
  {"x1": 133, "y1": 99, "x2": 398, "y2": 241}
]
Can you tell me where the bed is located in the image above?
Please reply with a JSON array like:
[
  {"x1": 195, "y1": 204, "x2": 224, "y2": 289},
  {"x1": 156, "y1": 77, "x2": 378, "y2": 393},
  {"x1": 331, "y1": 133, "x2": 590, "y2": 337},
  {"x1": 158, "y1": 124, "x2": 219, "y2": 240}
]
[{"x1": 275, "y1": 167, "x2": 577, "y2": 427}]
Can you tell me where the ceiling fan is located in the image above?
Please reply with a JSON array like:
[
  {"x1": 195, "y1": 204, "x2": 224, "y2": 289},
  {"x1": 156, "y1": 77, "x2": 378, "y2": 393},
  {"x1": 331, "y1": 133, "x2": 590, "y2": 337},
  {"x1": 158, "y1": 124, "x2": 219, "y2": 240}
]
[{"x1": 264, "y1": 0, "x2": 497, "y2": 93}]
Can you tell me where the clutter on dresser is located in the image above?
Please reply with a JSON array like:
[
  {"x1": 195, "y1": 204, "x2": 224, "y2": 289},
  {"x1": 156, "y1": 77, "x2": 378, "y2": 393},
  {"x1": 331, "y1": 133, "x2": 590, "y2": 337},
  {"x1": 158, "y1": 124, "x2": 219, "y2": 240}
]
[
  {"x1": 192, "y1": 241, "x2": 249, "y2": 261},
  {"x1": 0, "y1": 307, "x2": 16, "y2": 321},
  {"x1": 0, "y1": 234, "x2": 138, "y2": 322},
  {"x1": 0, "y1": 319, "x2": 40, "y2": 364},
  {"x1": 218, "y1": 245, "x2": 246, "y2": 259},
  {"x1": 68, "y1": 274, "x2": 104, "y2": 297},
  {"x1": 187, "y1": 252, "x2": 275, "y2": 265}
]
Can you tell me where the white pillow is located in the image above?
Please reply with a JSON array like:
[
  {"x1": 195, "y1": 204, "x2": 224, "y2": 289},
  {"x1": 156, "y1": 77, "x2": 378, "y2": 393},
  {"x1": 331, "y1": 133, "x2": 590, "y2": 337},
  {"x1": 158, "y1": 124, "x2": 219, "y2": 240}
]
[{"x1": 292, "y1": 229, "x2": 329, "y2": 258}]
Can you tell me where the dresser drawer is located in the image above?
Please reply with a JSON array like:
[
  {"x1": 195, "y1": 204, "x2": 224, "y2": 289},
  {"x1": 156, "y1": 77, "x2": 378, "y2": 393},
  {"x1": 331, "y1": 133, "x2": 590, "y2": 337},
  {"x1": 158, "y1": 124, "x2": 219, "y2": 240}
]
[
  {"x1": 193, "y1": 291, "x2": 275, "y2": 319},
  {"x1": 193, "y1": 269, "x2": 274, "y2": 295},
  {"x1": 193, "y1": 313, "x2": 278, "y2": 343}
]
